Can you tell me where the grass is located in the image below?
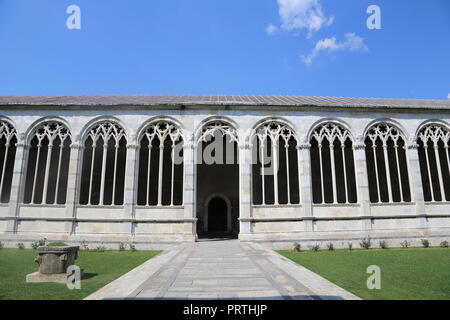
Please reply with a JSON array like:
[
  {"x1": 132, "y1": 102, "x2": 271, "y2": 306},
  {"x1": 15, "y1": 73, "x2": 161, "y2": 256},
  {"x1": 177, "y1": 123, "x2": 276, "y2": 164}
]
[
  {"x1": 0, "y1": 248, "x2": 160, "y2": 300},
  {"x1": 46, "y1": 242, "x2": 68, "y2": 247},
  {"x1": 278, "y1": 247, "x2": 450, "y2": 300}
]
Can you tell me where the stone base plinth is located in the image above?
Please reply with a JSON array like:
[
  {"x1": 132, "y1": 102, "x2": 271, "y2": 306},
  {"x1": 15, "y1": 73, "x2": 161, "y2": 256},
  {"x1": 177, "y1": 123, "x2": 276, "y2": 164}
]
[{"x1": 26, "y1": 270, "x2": 84, "y2": 284}]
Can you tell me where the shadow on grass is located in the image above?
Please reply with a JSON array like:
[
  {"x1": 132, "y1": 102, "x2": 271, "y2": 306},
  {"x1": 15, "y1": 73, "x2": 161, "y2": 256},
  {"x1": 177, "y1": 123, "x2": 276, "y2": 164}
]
[{"x1": 82, "y1": 273, "x2": 98, "y2": 280}]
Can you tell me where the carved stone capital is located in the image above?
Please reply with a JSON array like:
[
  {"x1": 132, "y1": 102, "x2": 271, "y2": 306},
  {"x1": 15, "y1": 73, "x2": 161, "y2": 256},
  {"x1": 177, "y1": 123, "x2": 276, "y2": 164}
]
[
  {"x1": 70, "y1": 142, "x2": 82, "y2": 149},
  {"x1": 15, "y1": 142, "x2": 27, "y2": 149},
  {"x1": 296, "y1": 143, "x2": 311, "y2": 150},
  {"x1": 126, "y1": 143, "x2": 139, "y2": 150},
  {"x1": 353, "y1": 143, "x2": 366, "y2": 150}
]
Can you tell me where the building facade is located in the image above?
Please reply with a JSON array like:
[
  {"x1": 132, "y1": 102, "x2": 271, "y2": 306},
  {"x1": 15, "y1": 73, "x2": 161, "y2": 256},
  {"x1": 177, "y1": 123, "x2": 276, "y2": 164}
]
[{"x1": 1, "y1": 95, "x2": 450, "y2": 249}]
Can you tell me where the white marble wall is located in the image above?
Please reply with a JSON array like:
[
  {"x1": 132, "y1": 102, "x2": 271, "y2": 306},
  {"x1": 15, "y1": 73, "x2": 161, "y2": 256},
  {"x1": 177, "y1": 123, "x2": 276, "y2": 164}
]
[{"x1": 0, "y1": 106, "x2": 450, "y2": 248}]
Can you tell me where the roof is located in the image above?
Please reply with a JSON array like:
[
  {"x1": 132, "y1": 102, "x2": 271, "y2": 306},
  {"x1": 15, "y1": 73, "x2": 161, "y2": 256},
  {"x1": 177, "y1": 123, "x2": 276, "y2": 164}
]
[{"x1": 1, "y1": 95, "x2": 450, "y2": 110}]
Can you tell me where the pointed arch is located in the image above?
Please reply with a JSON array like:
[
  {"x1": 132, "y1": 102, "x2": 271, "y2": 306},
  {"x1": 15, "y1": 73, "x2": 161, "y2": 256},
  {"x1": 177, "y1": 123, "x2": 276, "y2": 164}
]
[
  {"x1": 363, "y1": 118, "x2": 410, "y2": 142},
  {"x1": 309, "y1": 121, "x2": 357, "y2": 204},
  {"x1": 416, "y1": 123, "x2": 450, "y2": 202},
  {"x1": 195, "y1": 118, "x2": 240, "y2": 233},
  {"x1": 307, "y1": 118, "x2": 354, "y2": 143},
  {"x1": 0, "y1": 119, "x2": 17, "y2": 203},
  {"x1": 136, "y1": 121, "x2": 184, "y2": 206},
  {"x1": 23, "y1": 121, "x2": 72, "y2": 205},
  {"x1": 250, "y1": 120, "x2": 300, "y2": 205},
  {"x1": 79, "y1": 121, "x2": 127, "y2": 206},
  {"x1": 248, "y1": 117, "x2": 300, "y2": 145},
  {"x1": 196, "y1": 120, "x2": 239, "y2": 145},
  {"x1": 364, "y1": 121, "x2": 411, "y2": 203},
  {"x1": 194, "y1": 119, "x2": 239, "y2": 168},
  {"x1": 25, "y1": 117, "x2": 72, "y2": 144}
]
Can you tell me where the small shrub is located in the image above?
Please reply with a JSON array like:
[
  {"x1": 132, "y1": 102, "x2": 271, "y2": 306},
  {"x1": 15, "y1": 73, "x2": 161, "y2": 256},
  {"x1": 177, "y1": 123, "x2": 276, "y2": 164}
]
[
  {"x1": 347, "y1": 242, "x2": 353, "y2": 251},
  {"x1": 31, "y1": 239, "x2": 46, "y2": 250},
  {"x1": 17, "y1": 242, "x2": 25, "y2": 250},
  {"x1": 47, "y1": 242, "x2": 68, "y2": 247},
  {"x1": 118, "y1": 242, "x2": 127, "y2": 251},
  {"x1": 293, "y1": 242, "x2": 301, "y2": 252},
  {"x1": 80, "y1": 240, "x2": 89, "y2": 250},
  {"x1": 326, "y1": 242, "x2": 334, "y2": 251},
  {"x1": 421, "y1": 239, "x2": 430, "y2": 248},
  {"x1": 400, "y1": 240, "x2": 410, "y2": 248},
  {"x1": 0, "y1": 241, "x2": 3, "y2": 249},
  {"x1": 129, "y1": 242, "x2": 136, "y2": 252},
  {"x1": 379, "y1": 240, "x2": 389, "y2": 249},
  {"x1": 310, "y1": 244, "x2": 320, "y2": 252},
  {"x1": 95, "y1": 244, "x2": 106, "y2": 252},
  {"x1": 440, "y1": 240, "x2": 449, "y2": 248},
  {"x1": 359, "y1": 237, "x2": 372, "y2": 250}
]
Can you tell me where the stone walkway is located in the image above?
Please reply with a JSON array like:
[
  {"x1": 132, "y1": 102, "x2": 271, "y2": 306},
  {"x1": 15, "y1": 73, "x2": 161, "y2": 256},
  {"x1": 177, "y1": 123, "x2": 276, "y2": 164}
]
[{"x1": 85, "y1": 240, "x2": 360, "y2": 300}]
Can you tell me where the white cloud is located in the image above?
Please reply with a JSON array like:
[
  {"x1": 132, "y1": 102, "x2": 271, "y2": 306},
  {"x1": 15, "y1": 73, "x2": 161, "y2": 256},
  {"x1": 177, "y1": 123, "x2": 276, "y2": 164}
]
[
  {"x1": 266, "y1": 23, "x2": 278, "y2": 36},
  {"x1": 447, "y1": 93, "x2": 450, "y2": 99},
  {"x1": 301, "y1": 33, "x2": 368, "y2": 65},
  {"x1": 277, "y1": 0, "x2": 334, "y2": 38}
]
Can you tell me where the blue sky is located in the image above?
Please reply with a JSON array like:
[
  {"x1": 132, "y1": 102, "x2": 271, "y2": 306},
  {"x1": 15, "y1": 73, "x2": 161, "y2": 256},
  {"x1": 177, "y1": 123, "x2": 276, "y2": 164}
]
[{"x1": 0, "y1": 0, "x2": 449, "y2": 99}]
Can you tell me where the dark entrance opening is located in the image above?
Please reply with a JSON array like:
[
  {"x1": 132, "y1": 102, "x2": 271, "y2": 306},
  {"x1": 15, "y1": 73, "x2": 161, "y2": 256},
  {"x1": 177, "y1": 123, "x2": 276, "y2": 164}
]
[
  {"x1": 208, "y1": 197, "x2": 228, "y2": 232},
  {"x1": 196, "y1": 127, "x2": 239, "y2": 240}
]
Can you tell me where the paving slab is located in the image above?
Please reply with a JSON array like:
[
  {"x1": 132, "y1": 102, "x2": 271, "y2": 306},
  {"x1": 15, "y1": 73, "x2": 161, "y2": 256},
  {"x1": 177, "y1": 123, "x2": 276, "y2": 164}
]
[{"x1": 85, "y1": 239, "x2": 360, "y2": 300}]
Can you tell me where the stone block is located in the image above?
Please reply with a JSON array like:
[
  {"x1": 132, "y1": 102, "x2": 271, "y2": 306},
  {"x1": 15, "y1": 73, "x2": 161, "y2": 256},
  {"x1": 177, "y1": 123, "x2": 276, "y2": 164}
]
[{"x1": 26, "y1": 270, "x2": 84, "y2": 284}]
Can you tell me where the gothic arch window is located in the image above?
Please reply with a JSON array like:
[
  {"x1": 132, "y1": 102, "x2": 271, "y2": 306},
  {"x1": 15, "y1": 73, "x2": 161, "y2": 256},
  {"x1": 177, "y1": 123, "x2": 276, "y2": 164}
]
[
  {"x1": 0, "y1": 121, "x2": 17, "y2": 203},
  {"x1": 79, "y1": 122, "x2": 127, "y2": 206},
  {"x1": 23, "y1": 122, "x2": 71, "y2": 205},
  {"x1": 197, "y1": 121, "x2": 239, "y2": 165},
  {"x1": 136, "y1": 121, "x2": 184, "y2": 206},
  {"x1": 417, "y1": 124, "x2": 450, "y2": 202},
  {"x1": 198, "y1": 121, "x2": 239, "y2": 144},
  {"x1": 364, "y1": 123, "x2": 411, "y2": 203},
  {"x1": 310, "y1": 123, "x2": 357, "y2": 204},
  {"x1": 251, "y1": 122, "x2": 300, "y2": 205}
]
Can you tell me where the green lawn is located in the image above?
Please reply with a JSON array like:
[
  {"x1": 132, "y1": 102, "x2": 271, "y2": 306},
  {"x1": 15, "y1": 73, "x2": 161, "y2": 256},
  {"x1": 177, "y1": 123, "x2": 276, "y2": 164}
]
[
  {"x1": 0, "y1": 248, "x2": 160, "y2": 300},
  {"x1": 278, "y1": 248, "x2": 450, "y2": 300}
]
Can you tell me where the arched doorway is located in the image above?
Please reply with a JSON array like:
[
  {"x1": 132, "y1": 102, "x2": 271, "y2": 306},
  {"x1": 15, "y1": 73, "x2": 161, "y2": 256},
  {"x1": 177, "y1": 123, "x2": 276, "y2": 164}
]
[
  {"x1": 195, "y1": 120, "x2": 240, "y2": 237},
  {"x1": 204, "y1": 194, "x2": 232, "y2": 232}
]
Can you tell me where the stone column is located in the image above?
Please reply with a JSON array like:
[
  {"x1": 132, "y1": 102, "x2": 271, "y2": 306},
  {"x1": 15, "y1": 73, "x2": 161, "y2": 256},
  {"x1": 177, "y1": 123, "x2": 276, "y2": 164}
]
[
  {"x1": 406, "y1": 141, "x2": 426, "y2": 228},
  {"x1": 238, "y1": 142, "x2": 252, "y2": 237},
  {"x1": 182, "y1": 139, "x2": 196, "y2": 239},
  {"x1": 353, "y1": 139, "x2": 372, "y2": 230},
  {"x1": 65, "y1": 141, "x2": 82, "y2": 235},
  {"x1": 124, "y1": 138, "x2": 138, "y2": 237},
  {"x1": 7, "y1": 135, "x2": 27, "y2": 234},
  {"x1": 297, "y1": 141, "x2": 313, "y2": 232}
]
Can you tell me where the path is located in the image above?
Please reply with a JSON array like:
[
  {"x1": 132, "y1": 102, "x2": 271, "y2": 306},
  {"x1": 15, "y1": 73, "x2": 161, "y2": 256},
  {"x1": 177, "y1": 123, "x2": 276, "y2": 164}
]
[{"x1": 85, "y1": 240, "x2": 360, "y2": 300}]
